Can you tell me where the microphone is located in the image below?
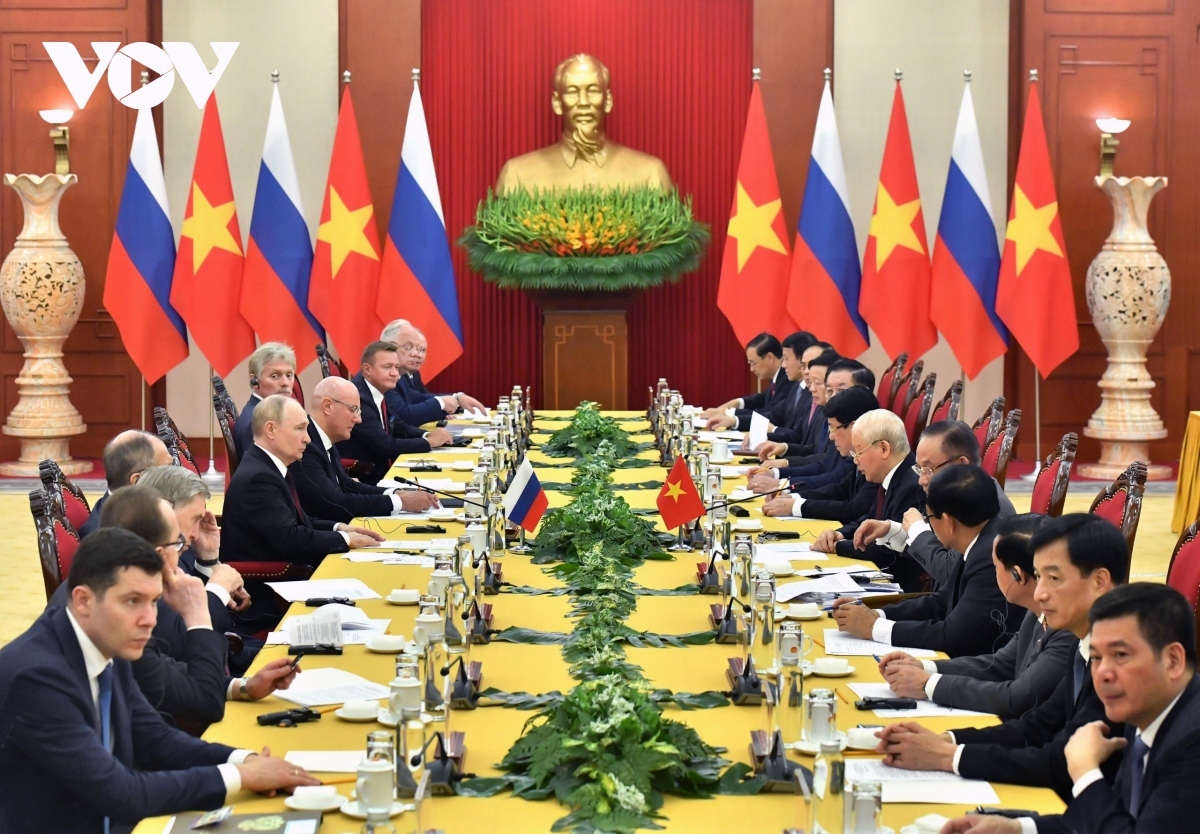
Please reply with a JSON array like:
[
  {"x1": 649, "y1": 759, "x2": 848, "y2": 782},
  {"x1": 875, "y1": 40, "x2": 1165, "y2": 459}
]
[
  {"x1": 391, "y1": 475, "x2": 487, "y2": 509},
  {"x1": 704, "y1": 482, "x2": 791, "y2": 513},
  {"x1": 409, "y1": 731, "x2": 443, "y2": 767},
  {"x1": 440, "y1": 656, "x2": 465, "y2": 677}
]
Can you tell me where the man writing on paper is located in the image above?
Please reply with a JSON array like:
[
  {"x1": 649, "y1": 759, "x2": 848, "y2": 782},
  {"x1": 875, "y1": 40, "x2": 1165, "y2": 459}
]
[{"x1": 829, "y1": 465, "x2": 1024, "y2": 657}]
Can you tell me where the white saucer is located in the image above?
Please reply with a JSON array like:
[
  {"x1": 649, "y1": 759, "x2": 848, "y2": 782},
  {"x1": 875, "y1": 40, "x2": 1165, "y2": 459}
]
[
  {"x1": 442, "y1": 482, "x2": 466, "y2": 494},
  {"x1": 285, "y1": 793, "x2": 344, "y2": 812},
  {"x1": 758, "y1": 660, "x2": 815, "y2": 678},
  {"x1": 709, "y1": 456, "x2": 734, "y2": 465},
  {"x1": 733, "y1": 519, "x2": 763, "y2": 532},
  {"x1": 846, "y1": 741, "x2": 881, "y2": 751},
  {"x1": 773, "y1": 606, "x2": 823, "y2": 621},
  {"x1": 340, "y1": 799, "x2": 407, "y2": 819},
  {"x1": 450, "y1": 461, "x2": 474, "y2": 471},
  {"x1": 386, "y1": 596, "x2": 420, "y2": 606},
  {"x1": 461, "y1": 428, "x2": 484, "y2": 438},
  {"x1": 790, "y1": 731, "x2": 848, "y2": 755},
  {"x1": 366, "y1": 640, "x2": 406, "y2": 654},
  {"x1": 335, "y1": 707, "x2": 381, "y2": 722},
  {"x1": 811, "y1": 665, "x2": 855, "y2": 677},
  {"x1": 377, "y1": 708, "x2": 400, "y2": 727}
]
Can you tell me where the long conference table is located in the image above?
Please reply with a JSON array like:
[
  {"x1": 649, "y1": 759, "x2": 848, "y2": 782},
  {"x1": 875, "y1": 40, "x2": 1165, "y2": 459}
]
[{"x1": 136, "y1": 411, "x2": 1064, "y2": 833}]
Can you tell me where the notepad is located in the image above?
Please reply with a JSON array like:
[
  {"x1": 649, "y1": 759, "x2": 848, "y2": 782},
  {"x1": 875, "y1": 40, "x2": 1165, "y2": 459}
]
[
  {"x1": 843, "y1": 760, "x2": 999, "y2": 804},
  {"x1": 284, "y1": 750, "x2": 366, "y2": 773},
  {"x1": 777, "y1": 572, "x2": 863, "y2": 600},
  {"x1": 272, "y1": 667, "x2": 390, "y2": 708},
  {"x1": 265, "y1": 578, "x2": 381, "y2": 602},
  {"x1": 748, "y1": 412, "x2": 769, "y2": 449},
  {"x1": 822, "y1": 629, "x2": 937, "y2": 658}
]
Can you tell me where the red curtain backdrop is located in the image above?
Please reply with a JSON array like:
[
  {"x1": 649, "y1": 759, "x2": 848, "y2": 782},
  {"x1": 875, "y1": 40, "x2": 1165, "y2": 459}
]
[{"x1": 421, "y1": 0, "x2": 753, "y2": 408}]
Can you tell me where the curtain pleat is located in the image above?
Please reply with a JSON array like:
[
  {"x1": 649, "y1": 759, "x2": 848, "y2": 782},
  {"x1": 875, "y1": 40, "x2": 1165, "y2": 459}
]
[{"x1": 422, "y1": 0, "x2": 753, "y2": 407}]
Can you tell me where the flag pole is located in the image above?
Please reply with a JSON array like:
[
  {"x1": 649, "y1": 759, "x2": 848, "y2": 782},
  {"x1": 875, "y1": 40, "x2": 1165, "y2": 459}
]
[
  {"x1": 201, "y1": 365, "x2": 223, "y2": 489},
  {"x1": 140, "y1": 375, "x2": 146, "y2": 431}
]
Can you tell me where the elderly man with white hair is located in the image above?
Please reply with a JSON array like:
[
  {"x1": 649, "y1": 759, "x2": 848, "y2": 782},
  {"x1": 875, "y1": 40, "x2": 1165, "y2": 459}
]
[
  {"x1": 380, "y1": 319, "x2": 485, "y2": 425},
  {"x1": 233, "y1": 342, "x2": 297, "y2": 458},
  {"x1": 292, "y1": 376, "x2": 440, "y2": 523}
]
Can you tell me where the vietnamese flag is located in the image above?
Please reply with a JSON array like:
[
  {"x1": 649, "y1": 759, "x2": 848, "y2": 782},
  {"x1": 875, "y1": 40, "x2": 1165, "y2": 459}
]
[
  {"x1": 308, "y1": 84, "x2": 384, "y2": 367},
  {"x1": 995, "y1": 81, "x2": 1078, "y2": 378},
  {"x1": 656, "y1": 456, "x2": 706, "y2": 531},
  {"x1": 716, "y1": 80, "x2": 796, "y2": 345},
  {"x1": 858, "y1": 79, "x2": 937, "y2": 361},
  {"x1": 169, "y1": 94, "x2": 255, "y2": 378}
]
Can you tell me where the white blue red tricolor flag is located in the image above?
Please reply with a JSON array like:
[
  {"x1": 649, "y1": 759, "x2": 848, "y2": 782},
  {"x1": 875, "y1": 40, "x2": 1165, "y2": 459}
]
[
  {"x1": 930, "y1": 79, "x2": 1006, "y2": 379},
  {"x1": 377, "y1": 78, "x2": 463, "y2": 380},
  {"x1": 503, "y1": 459, "x2": 549, "y2": 533},
  {"x1": 787, "y1": 78, "x2": 868, "y2": 357},
  {"x1": 241, "y1": 81, "x2": 324, "y2": 370},
  {"x1": 105, "y1": 107, "x2": 188, "y2": 383}
]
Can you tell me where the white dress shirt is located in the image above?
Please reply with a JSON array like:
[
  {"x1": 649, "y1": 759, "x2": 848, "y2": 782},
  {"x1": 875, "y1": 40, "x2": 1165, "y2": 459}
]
[
  {"x1": 256, "y1": 443, "x2": 350, "y2": 544},
  {"x1": 312, "y1": 419, "x2": 405, "y2": 514},
  {"x1": 64, "y1": 608, "x2": 251, "y2": 797},
  {"x1": 870, "y1": 532, "x2": 979, "y2": 646}
]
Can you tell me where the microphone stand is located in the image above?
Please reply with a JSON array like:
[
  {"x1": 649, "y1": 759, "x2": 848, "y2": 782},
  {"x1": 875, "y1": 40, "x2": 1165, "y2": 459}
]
[
  {"x1": 391, "y1": 475, "x2": 487, "y2": 510},
  {"x1": 440, "y1": 655, "x2": 480, "y2": 710}
]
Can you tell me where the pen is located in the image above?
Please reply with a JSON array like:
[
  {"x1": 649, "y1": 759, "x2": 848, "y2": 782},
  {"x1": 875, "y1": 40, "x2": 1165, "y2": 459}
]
[
  {"x1": 873, "y1": 654, "x2": 882, "y2": 662},
  {"x1": 288, "y1": 652, "x2": 305, "y2": 671}
]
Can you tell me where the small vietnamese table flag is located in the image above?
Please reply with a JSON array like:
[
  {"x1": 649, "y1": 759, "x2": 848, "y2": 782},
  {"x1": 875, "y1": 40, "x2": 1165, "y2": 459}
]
[{"x1": 656, "y1": 456, "x2": 706, "y2": 531}]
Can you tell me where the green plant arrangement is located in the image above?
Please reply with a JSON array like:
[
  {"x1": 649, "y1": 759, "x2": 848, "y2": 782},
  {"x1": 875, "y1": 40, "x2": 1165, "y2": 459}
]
[
  {"x1": 544, "y1": 402, "x2": 643, "y2": 459},
  {"x1": 459, "y1": 186, "x2": 709, "y2": 292}
]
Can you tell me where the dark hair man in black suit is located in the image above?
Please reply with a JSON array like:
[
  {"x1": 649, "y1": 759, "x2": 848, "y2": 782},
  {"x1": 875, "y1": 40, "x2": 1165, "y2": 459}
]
[
  {"x1": 294, "y1": 376, "x2": 440, "y2": 522},
  {"x1": 876, "y1": 513, "x2": 1130, "y2": 801},
  {"x1": 831, "y1": 464, "x2": 1023, "y2": 657},
  {"x1": 699, "y1": 330, "x2": 801, "y2": 423},
  {"x1": 79, "y1": 429, "x2": 174, "y2": 538},
  {"x1": 942, "y1": 582, "x2": 1199, "y2": 834},
  {"x1": 0, "y1": 528, "x2": 318, "y2": 832}
]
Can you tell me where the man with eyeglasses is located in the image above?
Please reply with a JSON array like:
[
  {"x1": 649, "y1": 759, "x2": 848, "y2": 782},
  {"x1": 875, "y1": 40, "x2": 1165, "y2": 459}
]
[
  {"x1": 293, "y1": 376, "x2": 440, "y2": 522},
  {"x1": 381, "y1": 320, "x2": 485, "y2": 425}
]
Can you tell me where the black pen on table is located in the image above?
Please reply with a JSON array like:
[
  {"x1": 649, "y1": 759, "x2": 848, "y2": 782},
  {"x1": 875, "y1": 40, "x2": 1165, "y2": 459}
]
[{"x1": 288, "y1": 651, "x2": 305, "y2": 671}]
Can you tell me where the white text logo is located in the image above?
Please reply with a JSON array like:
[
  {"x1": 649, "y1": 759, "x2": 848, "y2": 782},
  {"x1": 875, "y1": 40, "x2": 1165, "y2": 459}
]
[{"x1": 43, "y1": 42, "x2": 239, "y2": 109}]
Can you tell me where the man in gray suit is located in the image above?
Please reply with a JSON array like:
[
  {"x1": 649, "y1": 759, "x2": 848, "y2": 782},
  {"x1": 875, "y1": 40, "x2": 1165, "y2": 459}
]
[{"x1": 877, "y1": 514, "x2": 1078, "y2": 718}]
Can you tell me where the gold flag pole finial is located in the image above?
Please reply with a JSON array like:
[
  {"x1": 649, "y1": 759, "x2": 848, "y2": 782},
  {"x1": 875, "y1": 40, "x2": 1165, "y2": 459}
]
[
  {"x1": 894, "y1": 68, "x2": 903, "y2": 81},
  {"x1": 824, "y1": 67, "x2": 832, "y2": 82},
  {"x1": 343, "y1": 69, "x2": 351, "y2": 84},
  {"x1": 271, "y1": 69, "x2": 280, "y2": 83},
  {"x1": 752, "y1": 67, "x2": 761, "y2": 81},
  {"x1": 412, "y1": 67, "x2": 420, "y2": 82}
]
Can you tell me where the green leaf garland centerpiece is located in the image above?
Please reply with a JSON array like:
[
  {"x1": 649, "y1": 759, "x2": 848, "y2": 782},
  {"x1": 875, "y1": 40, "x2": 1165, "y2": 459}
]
[{"x1": 544, "y1": 402, "x2": 642, "y2": 458}]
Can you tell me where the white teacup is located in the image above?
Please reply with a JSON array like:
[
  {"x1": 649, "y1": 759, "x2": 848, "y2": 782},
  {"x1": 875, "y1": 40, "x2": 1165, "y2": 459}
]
[
  {"x1": 711, "y1": 438, "x2": 731, "y2": 461},
  {"x1": 366, "y1": 634, "x2": 406, "y2": 652},
  {"x1": 914, "y1": 814, "x2": 951, "y2": 834},
  {"x1": 289, "y1": 785, "x2": 339, "y2": 810},
  {"x1": 387, "y1": 588, "x2": 420, "y2": 604},
  {"x1": 814, "y1": 657, "x2": 852, "y2": 675},
  {"x1": 356, "y1": 757, "x2": 395, "y2": 813},
  {"x1": 846, "y1": 726, "x2": 881, "y2": 749},
  {"x1": 787, "y1": 602, "x2": 821, "y2": 618},
  {"x1": 341, "y1": 699, "x2": 380, "y2": 720}
]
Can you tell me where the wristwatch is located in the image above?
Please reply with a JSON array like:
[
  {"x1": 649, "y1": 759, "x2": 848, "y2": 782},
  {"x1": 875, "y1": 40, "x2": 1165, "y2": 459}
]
[{"x1": 237, "y1": 678, "x2": 249, "y2": 700}]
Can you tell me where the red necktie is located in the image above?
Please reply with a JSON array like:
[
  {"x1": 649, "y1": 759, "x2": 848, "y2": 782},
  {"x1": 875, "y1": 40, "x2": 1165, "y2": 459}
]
[
  {"x1": 874, "y1": 485, "x2": 887, "y2": 518},
  {"x1": 380, "y1": 396, "x2": 390, "y2": 431}
]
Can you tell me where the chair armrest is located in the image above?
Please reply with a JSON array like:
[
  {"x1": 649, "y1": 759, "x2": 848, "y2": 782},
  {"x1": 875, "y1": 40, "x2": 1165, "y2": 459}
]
[{"x1": 234, "y1": 561, "x2": 314, "y2": 581}]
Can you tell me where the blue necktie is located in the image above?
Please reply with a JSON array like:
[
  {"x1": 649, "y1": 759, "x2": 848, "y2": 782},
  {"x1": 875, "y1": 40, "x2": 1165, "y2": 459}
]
[
  {"x1": 97, "y1": 665, "x2": 113, "y2": 834},
  {"x1": 1128, "y1": 735, "x2": 1149, "y2": 818},
  {"x1": 1072, "y1": 651, "x2": 1087, "y2": 703}
]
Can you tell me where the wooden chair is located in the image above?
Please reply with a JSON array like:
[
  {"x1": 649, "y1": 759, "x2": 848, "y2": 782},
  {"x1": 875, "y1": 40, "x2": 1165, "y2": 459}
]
[
  {"x1": 1029, "y1": 432, "x2": 1078, "y2": 518},
  {"x1": 1167, "y1": 519, "x2": 1200, "y2": 648},
  {"x1": 38, "y1": 459, "x2": 91, "y2": 533},
  {"x1": 212, "y1": 377, "x2": 240, "y2": 483},
  {"x1": 316, "y1": 343, "x2": 348, "y2": 379},
  {"x1": 876, "y1": 352, "x2": 907, "y2": 412},
  {"x1": 29, "y1": 487, "x2": 80, "y2": 601},
  {"x1": 154, "y1": 406, "x2": 200, "y2": 474},
  {"x1": 928, "y1": 379, "x2": 962, "y2": 426},
  {"x1": 972, "y1": 397, "x2": 1005, "y2": 451},
  {"x1": 1089, "y1": 461, "x2": 1148, "y2": 559},
  {"x1": 981, "y1": 408, "x2": 1021, "y2": 488},
  {"x1": 292, "y1": 376, "x2": 306, "y2": 408},
  {"x1": 902, "y1": 372, "x2": 937, "y2": 448},
  {"x1": 891, "y1": 358, "x2": 925, "y2": 417}
]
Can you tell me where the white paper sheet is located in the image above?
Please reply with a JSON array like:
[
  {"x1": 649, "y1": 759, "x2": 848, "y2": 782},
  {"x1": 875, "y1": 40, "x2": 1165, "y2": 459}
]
[
  {"x1": 382, "y1": 555, "x2": 436, "y2": 567},
  {"x1": 848, "y1": 683, "x2": 995, "y2": 718},
  {"x1": 271, "y1": 667, "x2": 390, "y2": 707},
  {"x1": 363, "y1": 538, "x2": 457, "y2": 551},
  {"x1": 795, "y1": 564, "x2": 872, "y2": 576},
  {"x1": 843, "y1": 760, "x2": 999, "y2": 804},
  {"x1": 718, "y1": 465, "x2": 754, "y2": 477},
  {"x1": 755, "y1": 541, "x2": 814, "y2": 554},
  {"x1": 697, "y1": 430, "x2": 746, "y2": 442},
  {"x1": 748, "y1": 412, "x2": 769, "y2": 449},
  {"x1": 822, "y1": 629, "x2": 937, "y2": 658},
  {"x1": 777, "y1": 572, "x2": 863, "y2": 600},
  {"x1": 284, "y1": 750, "x2": 367, "y2": 773},
  {"x1": 265, "y1": 578, "x2": 381, "y2": 602}
]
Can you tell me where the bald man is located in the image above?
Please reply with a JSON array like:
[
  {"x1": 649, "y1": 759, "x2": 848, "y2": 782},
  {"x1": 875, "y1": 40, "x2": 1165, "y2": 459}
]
[
  {"x1": 292, "y1": 377, "x2": 440, "y2": 523},
  {"x1": 80, "y1": 429, "x2": 174, "y2": 537}
]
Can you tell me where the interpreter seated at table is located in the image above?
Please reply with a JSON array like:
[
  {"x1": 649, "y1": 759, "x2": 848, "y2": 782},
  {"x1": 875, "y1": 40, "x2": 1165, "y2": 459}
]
[
  {"x1": 806, "y1": 409, "x2": 927, "y2": 591},
  {"x1": 877, "y1": 514, "x2": 1078, "y2": 719},
  {"x1": 699, "y1": 331, "x2": 804, "y2": 424},
  {"x1": 138, "y1": 465, "x2": 276, "y2": 674},
  {"x1": 79, "y1": 428, "x2": 174, "y2": 538},
  {"x1": 875, "y1": 514, "x2": 1130, "y2": 802},
  {"x1": 335, "y1": 341, "x2": 453, "y2": 485},
  {"x1": 0, "y1": 528, "x2": 318, "y2": 833},
  {"x1": 761, "y1": 386, "x2": 879, "y2": 523},
  {"x1": 221, "y1": 395, "x2": 383, "y2": 567},
  {"x1": 830, "y1": 465, "x2": 1025, "y2": 658},
  {"x1": 294, "y1": 376, "x2": 441, "y2": 523},
  {"x1": 853, "y1": 420, "x2": 1016, "y2": 589},
  {"x1": 940, "y1": 583, "x2": 1200, "y2": 834},
  {"x1": 381, "y1": 319, "x2": 485, "y2": 425},
  {"x1": 233, "y1": 342, "x2": 297, "y2": 461}
]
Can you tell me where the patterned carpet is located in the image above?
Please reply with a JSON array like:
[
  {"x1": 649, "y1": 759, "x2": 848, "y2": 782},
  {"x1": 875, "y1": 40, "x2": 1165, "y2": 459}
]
[{"x1": 0, "y1": 490, "x2": 1181, "y2": 648}]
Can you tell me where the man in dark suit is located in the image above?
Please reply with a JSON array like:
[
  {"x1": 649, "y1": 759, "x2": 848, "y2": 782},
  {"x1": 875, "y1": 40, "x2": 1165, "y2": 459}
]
[
  {"x1": 0, "y1": 527, "x2": 317, "y2": 833},
  {"x1": 761, "y1": 348, "x2": 835, "y2": 453},
  {"x1": 876, "y1": 514, "x2": 1130, "y2": 802},
  {"x1": 707, "y1": 337, "x2": 823, "y2": 436},
  {"x1": 832, "y1": 465, "x2": 1024, "y2": 657},
  {"x1": 699, "y1": 331, "x2": 803, "y2": 424},
  {"x1": 294, "y1": 376, "x2": 440, "y2": 523},
  {"x1": 335, "y1": 341, "x2": 453, "y2": 485},
  {"x1": 223, "y1": 394, "x2": 382, "y2": 566},
  {"x1": 878, "y1": 514, "x2": 1078, "y2": 718},
  {"x1": 381, "y1": 319, "x2": 485, "y2": 425},
  {"x1": 941, "y1": 583, "x2": 1200, "y2": 834},
  {"x1": 79, "y1": 429, "x2": 173, "y2": 538},
  {"x1": 232, "y1": 342, "x2": 297, "y2": 460}
]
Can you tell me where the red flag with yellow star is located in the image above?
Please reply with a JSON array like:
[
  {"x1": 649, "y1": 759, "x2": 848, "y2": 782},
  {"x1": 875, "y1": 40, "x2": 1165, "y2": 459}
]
[
  {"x1": 995, "y1": 82, "x2": 1077, "y2": 378},
  {"x1": 308, "y1": 85, "x2": 384, "y2": 366},
  {"x1": 717, "y1": 81, "x2": 796, "y2": 345},
  {"x1": 656, "y1": 456, "x2": 705, "y2": 531},
  {"x1": 858, "y1": 80, "x2": 937, "y2": 361},
  {"x1": 169, "y1": 94, "x2": 255, "y2": 378}
]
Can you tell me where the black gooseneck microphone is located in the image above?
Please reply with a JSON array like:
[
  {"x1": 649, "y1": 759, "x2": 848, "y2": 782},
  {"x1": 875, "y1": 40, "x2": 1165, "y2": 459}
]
[
  {"x1": 391, "y1": 474, "x2": 488, "y2": 509},
  {"x1": 704, "y1": 481, "x2": 792, "y2": 512}
]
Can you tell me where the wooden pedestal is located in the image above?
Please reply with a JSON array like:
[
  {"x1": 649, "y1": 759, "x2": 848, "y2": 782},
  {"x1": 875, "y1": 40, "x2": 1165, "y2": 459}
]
[{"x1": 536, "y1": 291, "x2": 632, "y2": 410}]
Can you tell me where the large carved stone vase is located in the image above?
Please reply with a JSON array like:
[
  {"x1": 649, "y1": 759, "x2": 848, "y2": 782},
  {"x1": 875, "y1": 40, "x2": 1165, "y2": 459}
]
[
  {"x1": 0, "y1": 173, "x2": 91, "y2": 476},
  {"x1": 1078, "y1": 175, "x2": 1171, "y2": 481}
]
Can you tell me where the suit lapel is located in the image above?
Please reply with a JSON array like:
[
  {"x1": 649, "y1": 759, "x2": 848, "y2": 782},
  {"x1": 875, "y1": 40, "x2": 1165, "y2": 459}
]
[
  {"x1": 50, "y1": 609, "x2": 101, "y2": 735},
  {"x1": 1136, "y1": 677, "x2": 1200, "y2": 814}
]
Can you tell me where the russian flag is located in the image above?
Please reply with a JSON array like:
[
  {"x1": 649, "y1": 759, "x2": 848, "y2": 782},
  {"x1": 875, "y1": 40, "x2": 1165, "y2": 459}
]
[
  {"x1": 503, "y1": 459, "x2": 549, "y2": 533},
  {"x1": 930, "y1": 80, "x2": 1007, "y2": 380},
  {"x1": 787, "y1": 78, "x2": 869, "y2": 358},
  {"x1": 104, "y1": 107, "x2": 188, "y2": 384},
  {"x1": 377, "y1": 78, "x2": 463, "y2": 381},
  {"x1": 241, "y1": 80, "x2": 324, "y2": 370}
]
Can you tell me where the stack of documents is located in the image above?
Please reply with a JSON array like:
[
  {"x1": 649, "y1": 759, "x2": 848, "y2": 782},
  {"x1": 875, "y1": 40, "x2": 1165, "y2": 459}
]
[
  {"x1": 843, "y1": 759, "x2": 999, "y2": 804},
  {"x1": 274, "y1": 668, "x2": 390, "y2": 708},
  {"x1": 265, "y1": 578, "x2": 381, "y2": 602},
  {"x1": 267, "y1": 603, "x2": 390, "y2": 646}
]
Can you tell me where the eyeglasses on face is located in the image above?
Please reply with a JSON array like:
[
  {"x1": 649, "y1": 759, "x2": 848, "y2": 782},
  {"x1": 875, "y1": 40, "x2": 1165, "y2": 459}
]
[
  {"x1": 331, "y1": 398, "x2": 362, "y2": 416},
  {"x1": 849, "y1": 439, "x2": 881, "y2": 462},
  {"x1": 912, "y1": 459, "x2": 955, "y2": 478},
  {"x1": 397, "y1": 343, "x2": 428, "y2": 356},
  {"x1": 829, "y1": 420, "x2": 854, "y2": 433},
  {"x1": 160, "y1": 535, "x2": 187, "y2": 553}
]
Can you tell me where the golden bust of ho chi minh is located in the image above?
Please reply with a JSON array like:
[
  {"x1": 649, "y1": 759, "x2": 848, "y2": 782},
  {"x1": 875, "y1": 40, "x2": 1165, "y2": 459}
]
[{"x1": 495, "y1": 54, "x2": 673, "y2": 194}]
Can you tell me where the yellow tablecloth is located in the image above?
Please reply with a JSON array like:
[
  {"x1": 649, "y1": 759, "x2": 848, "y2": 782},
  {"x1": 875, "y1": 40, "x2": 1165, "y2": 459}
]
[
  {"x1": 1172, "y1": 410, "x2": 1200, "y2": 532},
  {"x1": 136, "y1": 411, "x2": 1063, "y2": 833}
]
